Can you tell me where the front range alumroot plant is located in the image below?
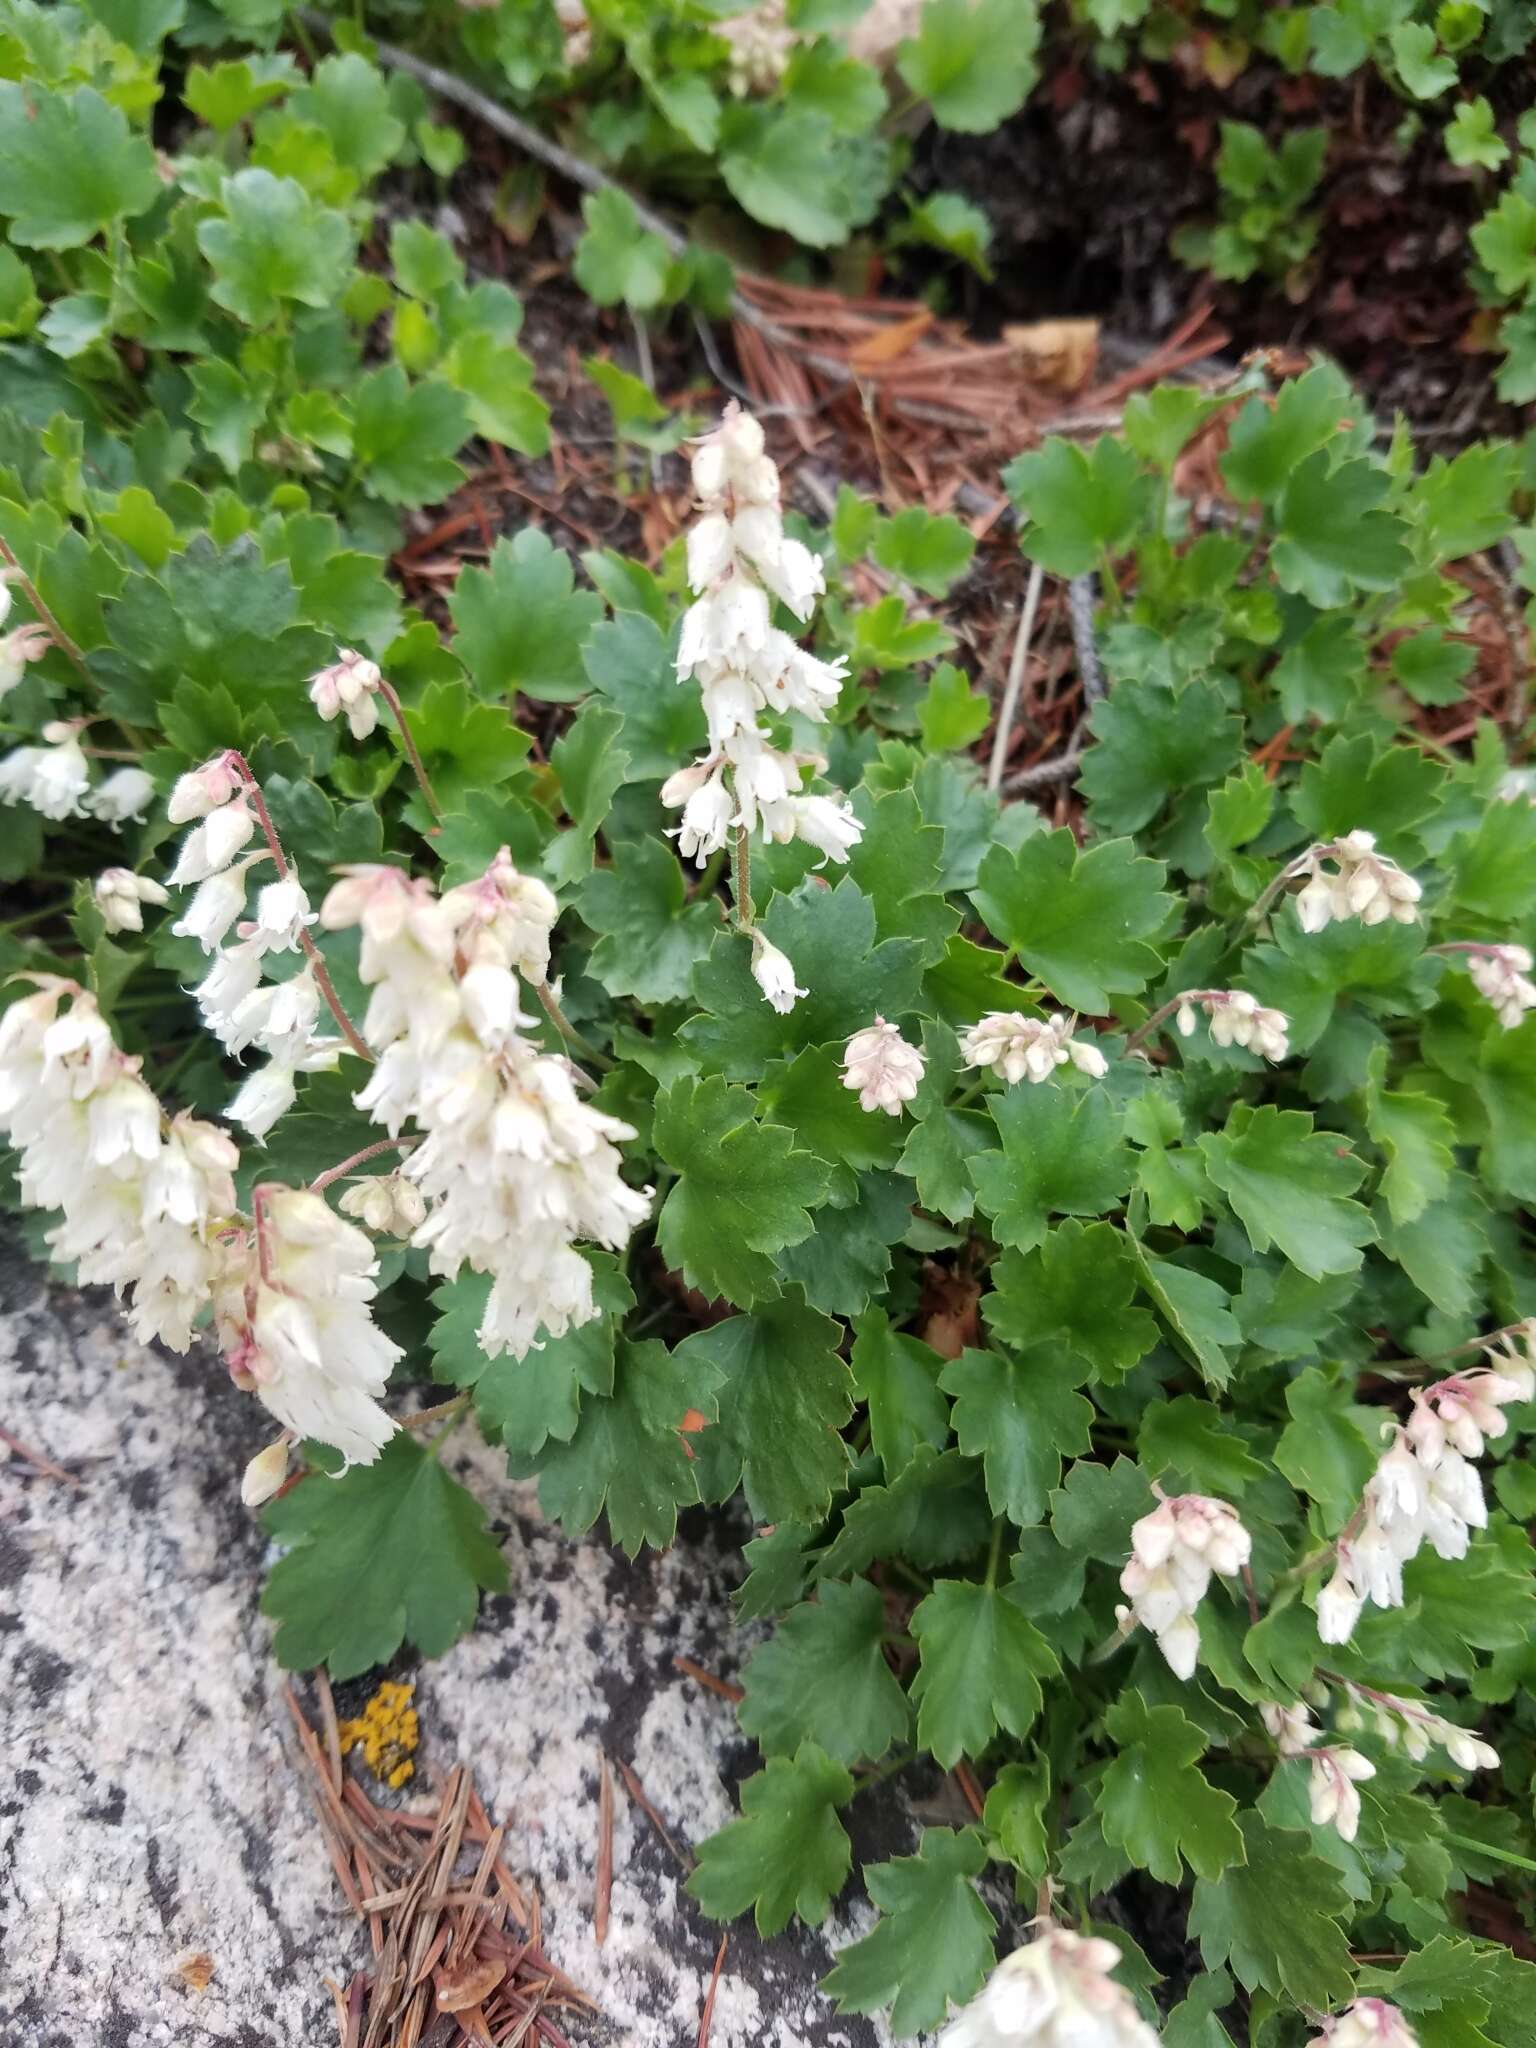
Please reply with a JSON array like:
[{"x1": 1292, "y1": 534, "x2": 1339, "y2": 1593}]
[{"x1": 2, "y1": 373, "x2": 1536, "y2": 2040}]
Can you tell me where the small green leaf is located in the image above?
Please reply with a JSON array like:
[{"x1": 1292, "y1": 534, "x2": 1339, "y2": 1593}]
[
  {"x1": 197, "y1": 168, "x2": 355, "y2": 328},
  {"x1": 1273, "y1": 1367, "x2": 1377, "y2": 1525},
  {"x1": 970, "y1": 1081, "x2": 1134, "y2": 1252},
  {"x1": 262, "y1": 1435, "x2": 508, "y2": 1678},
  {"x1": 897, "y1": 0, "x2": 1043, "y2": 132},
  {"x1": 579, "y1": 837, "x2": 720, "y2": 1004},
  {"x1": 449, "y1": 529, "x2": 604, "y2": 704},
  {"x1": 872, "y1": 506, "x2": 976, "y2": 595},
  {"x1": 986, "y1": 1220, "x2": 1157, "y2": 1379},
  {"x1": 572, "y1": 187, "x2": 674, "y2": 310},
  {"x1": 1004, "y1": 435, "x2": 1151, "y2": 575},
  {"x1": 1082, "y1": 676, "x2": 1244, "y2": 836},
  {"x1": 0, "y1": 85, "x2": 161, "y2": 249},
  {"x1": 822, "y1": 1827, "x2": 996, "y2": 2037},
  {"x1": 738, "y1": 1578, "x2": 911, "y2": 1763},
  {"x1": 1139, "y1": 1396, "x2": 1265, "y2": 1496},
  {"x1": 1199, "y1": 1103, "x2": 1375, "y2": 1279},
  {"x1": 972, "y1": 828, "x2": 1175, "y2": 1011},
  {"x1": 653, "y1": 1075, "x2": 830, "y2": 1307},
  {"x1": 1271, "y1": 453, "x2": 1413, "y2": 608},
  {"x1": 687, "y1": 1742, "x2": 853, "y2": 1935},
  {"x1": 942, "y1": 1347, "x2": 1093, "y2": 1526},
  {"x1": 1188, "y1": 1812, "x2": 1356, "y2": 2007},
  {"x1": 1099, "y1": 1692, "x2": 1246, "y2": 1883},
  {"x1": 350, "y1": 367, "x2": 470, "y2": 507},
  {"x1": 851, "y1": 1308, "x2": 949, "y2": 1478},
  {"x1": 918, "y1": 662, "x2": 991, "y2": 751},
  {"x1": 910, "y1": 1579, "x2": 1059, "y2": 1766}
]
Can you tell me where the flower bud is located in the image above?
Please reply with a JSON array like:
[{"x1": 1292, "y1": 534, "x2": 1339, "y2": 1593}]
[{"x1": 240, "y1": 1437, "x2": 291, "y2": 1507}]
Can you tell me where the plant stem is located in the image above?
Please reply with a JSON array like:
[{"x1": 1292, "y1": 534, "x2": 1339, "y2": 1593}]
[
  {"x1": 1123, "y1": 990, "x2": 1229, "y2": 1055},
  {"x1": 377, "y1": 678, "x2": 444, "y2": 822},
  {"x1": 422, "y1": 1393, "x2": 472, "y2": 1460},
  {"x1": 0, "y1": 897, "x2": 72, "y2": 934},
  {"x1": 984, "y1": 1516, "x2": 1006, "y2": 1589},
  {"x1": 225, "y1": 750, "x2": 375, "y2": 1064},
  {"x1": 534, "y1": 980, "x2": 612, "y2": 1071},
  {"x1": 310, "y1": 1136, "x2": 420, "y2": 1193},
  {"x1": 730, "y1": 821, "x2": 753, "y2": 932}
]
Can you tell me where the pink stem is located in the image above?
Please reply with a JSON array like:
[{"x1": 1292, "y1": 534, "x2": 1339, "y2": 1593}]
[
  {"x1": 377, "y1": 678, "x2": 444, "y2": 823},
  {"x1": 310, "y1": 1137, "x2": 419, "y2": 1193}
]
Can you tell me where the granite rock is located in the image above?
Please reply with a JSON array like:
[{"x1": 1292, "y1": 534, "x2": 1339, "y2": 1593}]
[{"x1": 0, "y1": 1248, "x2": 970, "y2": 2046}]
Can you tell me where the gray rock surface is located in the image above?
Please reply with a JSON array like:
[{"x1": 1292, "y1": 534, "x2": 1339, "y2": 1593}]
[{"x1": 0, "y1": 1248, "x2": 945, "y2": 2046}]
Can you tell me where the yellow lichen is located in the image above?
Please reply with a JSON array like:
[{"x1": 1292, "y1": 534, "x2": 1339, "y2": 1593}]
[{"x1": 338, "y1": 1679, "x2": 419, "y2": 1787}]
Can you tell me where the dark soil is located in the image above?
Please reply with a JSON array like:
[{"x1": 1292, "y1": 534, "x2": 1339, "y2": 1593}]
[{"x1": 913, "y1": 35, "x2": 1522, "y2": 441}]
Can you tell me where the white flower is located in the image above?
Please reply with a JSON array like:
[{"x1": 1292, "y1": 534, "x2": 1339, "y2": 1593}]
[
  {"x1": 1316, "y1": 1565, "x2": 1365, "y2": 1645},
  {"x1": 173, "y1": 865, "x2": 255, "y2": 954},
  {"x1": 85, "y1": 766, "x2": 157, "y2": 825},
  {"x1": 1307, "y1": 1745, "x2": 1375, "y2": 1842},
  {"x1": 687, "y1": 511, "x2": 736, "y2": 591},
  {"x1": 441, "y1": 846, "x2": 560, "y2": 985},
  {"x1": 1120, "y1": 1495, "x2": 1251, "y2": 1679},
  {"x1": 1465, "y1": 944, "x2": 1536, "y2": 1029},
  {"x1": 168, "y1": 797, "x2": 257, "y2": 884},
  {"x1": 216, "y1": 1186, "x2": 399, "y2": 1466},
  {"x1": 1340, "y1": 1682, "x2": 1499, "y2": 1772},
  {"x1": 1320, "y1": 2000, "x2": 1421, "y2": 2048},
  {"x1": 309, "y1": 648, "x2": 383, "y2": 739},
  {"x1": 787, "y1": 792, "x2": 863, "y2": 865},
  {"x1": 842, "y1": 1018, "x2": 925, "y2": 1115},
  {"x1": 750, "y1": 933, "x2": 806, "y2": 1013},
  {"x1": 0, "y1": 732, "x2": 90, "y2": 819},
  {"x1": 961, "y1": 1010, "x2": 1108, "y2": 1086},
  {"x1": 240, "y1": 1438, "x2": 291, "y2": 1507},
  {"x1": 1480, "y1": 1320, "x2": 1536, "y2": 1399},
  {"x1": 940, "y1": 1925, "x2": 1160, "y2": 2048},
  {"x1": 226, "y1": 1061, "x2": 302, "y2": 1140},
  {"x1": 0, "y1": 622, "x2": 53, "y2": 699},
  {"x1": 324, "y1": 863, "x2": 650, "y2": 1360},
  {"x1": 1181, "y1": 989, "x2": 1291, "y2": 1061},
  {"x1": 668, "y1": 769, "x2": 734, "y2": 865},
  {"x1": 247, "y1": 875, "x2": 316, "y2": 954},
  {"x1": 0, "y1": 980, "x2": 238, "y2": 1353},
  {"x1": 1289, "y1": 830, "x2": 1421, "y2": 933},
  {"x1": 168, "y1": 754, "x2": 241, "y2": 823},
  {"x1": 225, "y1": 967, "x2": 324, "y2": 1061},
  {"x1": 1406, "y1": 1366, "x2": 1529, "y2": 1465},
  {"x1": 194, "y1": 940, "x2": 267, "y2": 1041},
  {"x1": 1260, "y1": 1700, "x2": 1317, "y2": 1757},
  {"x1": 338, "y1": 1172, "x2": 427, "y2": 1236},
  {"x1": 93, "y1": 867, "x2": 169, "y2": 935}
]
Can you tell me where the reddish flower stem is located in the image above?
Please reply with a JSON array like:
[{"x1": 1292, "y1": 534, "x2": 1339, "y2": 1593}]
[{"x1": 377, "y1": 678, "x2": 444, "y2": 822}]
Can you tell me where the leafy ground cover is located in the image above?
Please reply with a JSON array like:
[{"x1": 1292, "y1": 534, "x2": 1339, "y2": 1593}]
[{"x1": 2, "y1": 3, "x2": 1536, "y2": 2043}]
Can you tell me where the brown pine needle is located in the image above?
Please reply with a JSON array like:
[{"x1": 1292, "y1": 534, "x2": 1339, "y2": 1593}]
[
  {"x1": 697, "y1": 1934, "x2": 729, "y2": 2048},
  {"x1": 594, "y1": 1749, "x2": 613, "y2": 1947},
  {"x1": 672, "y1": 1655, "x2": 744, "y2": 1703}
]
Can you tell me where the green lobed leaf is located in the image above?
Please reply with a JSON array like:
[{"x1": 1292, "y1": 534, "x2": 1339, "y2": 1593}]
[
  {"x1": 941, "y1": 1347, "x2": 1094, "y2": 1527},
  {"x1": 970, "y1": 1082, "x2": 1135, "y2": 1252},
  {"x1": 822, "y1": 1827, "x2": 996, "y2": 2037},
  {"x1": 0, "y1": 85, "x2": 161, "y2": 249},
  {"x1": 971, "y1": 829, "x2": 1176, "y2": 1011},
  {"x1": 984, "y1": 1220, "x2": 1158, "y2": 1379},
  {"x1": 910, "y1": 1579, "x2": 1060, "y2": 1767},
  {"x1": 687, "y1": 1741, "x2": 853, "y2": 1936},
  {"x1": 738, "y1": 1578, "x2": 910, "y2": 1763},
  {"x1": 897, "y1": 0, "x2": 1043, "y2": 133},
  {"x1": 1098, "y1": 1691, "x2": 1246, "y2": 1883},
  {"x1": 262, "y1": 1435, "x2": 509, "y2": 1679},
  {"x1": 449, "y1": 529, "x2": 604, "y2": 705},
  {"x1": 1188, "y1": 1812, "x2": 1359, "y2": 2007},
  {"x1": 1199, "y1": 1103, "x2": 1375, "y2": 1279}
]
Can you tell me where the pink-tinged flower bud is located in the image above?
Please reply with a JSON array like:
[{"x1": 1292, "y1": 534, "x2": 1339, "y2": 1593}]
[
  {"x1": 0, "y1": 622, "x2": 53, "y2": 699},
  {"x1": 94, "y1": 867, "x2": 170, "y2": 935},
  {"x1": 168, "y1": 754, "x2": 240, "y2": 823},
  {"x1": 309, "y1": 649, "x2": 383, "y2": 739},
  {"x1": 841, "y1": 1018, "x2": 925, "y2": 1116}
]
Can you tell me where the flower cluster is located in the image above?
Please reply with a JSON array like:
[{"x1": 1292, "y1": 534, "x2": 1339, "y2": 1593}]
[
  {"x1": 841, "y1": 1018, "x2": 925, "y2": 1115},
  {"x1": 961, "y1": 1011, "x2": 1108, "y2": 1087},
  {"x1": 164, "y1": 753, "x2": 344, "y2": 1139},
  {"x1": 940, "y1": 1926, "x2": 1160, "y2": 2048},
  {"x1": 1336, "y1": 1682, "x2": 1499, "y2": 1772},
  {"x1": 1118, "y1": 1494, "x2": 1251, "y2": 1679},
  {"x1": 309, "y1": 648, "x2": 383, "y2": 740},
  {"x1": 322, "y1": 852, "x2": 650, "y2": 1358},
  {"x1": 1317, "y1": 2002, "x2": 1421, "y2": 2048},
  {"x1": 214, "y1": 1184, "x2": 400, "y2": 1468},
  {"x1": 1260, "y1": 1701, "x2": 1376, "y2": 1841},
  {"x1": 1175, "y1": 990, "x2": 1290, "y2": 1062},
  {"x1": 1464, "y1": 943, "x2": 1536, "y2": 1028},
  {"x1": 1288, "y1": 830, "x2": 1422, "y2": 932},
  {"x1": 1318, "y1": 1360, "x2": 1532, "y2": 1643},
  {"x1": 0, "y1": 712, "x2": 155, "y2": 824},
  {"x1": 94, "y1": 867, "x2": 169, "y2": 935},
  {"x1": 664, "y1": 405, "x2": 862, "y2": 991},
  {"x1": 0, "y1": 977, "x2": 236, "y2": 1351}
]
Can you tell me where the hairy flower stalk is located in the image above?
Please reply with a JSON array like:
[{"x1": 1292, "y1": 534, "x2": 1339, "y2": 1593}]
[
  {"x1": 309, "y1": 646, "x2": 444, "y2": 821},
  {"x1": 940, "y1": 1924, "x2": 1160, "y2": 2048},
  {"x1": 1118, "y1": 1494, "x2": 1251, "y2": 1679},
  {"x1": 1317, "y1": 1361, "x2": 1532, "y2": 1644},
  {"x1": 321, "y1": 853, "x2": 650, "y2": 1358},
  {"x1": 1335, "y1": 1681, "x2": 1500, "y2": 1771},
  {"x1": 961, "y1": 1011, "x2": 1108, "y2": 1086},
  {"x1": 666, "y1": 404, "x2": 862, "y2": 1006}
]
